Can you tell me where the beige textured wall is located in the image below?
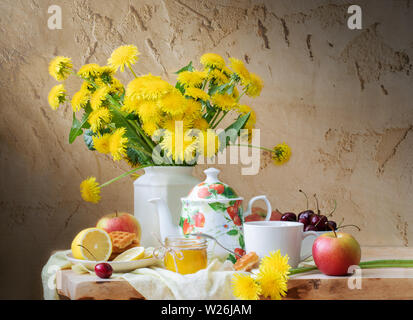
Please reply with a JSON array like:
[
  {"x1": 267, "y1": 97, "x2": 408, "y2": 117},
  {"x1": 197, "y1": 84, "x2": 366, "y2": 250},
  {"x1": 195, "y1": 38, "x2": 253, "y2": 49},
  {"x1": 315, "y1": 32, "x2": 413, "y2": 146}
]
[{"x1": 0, "y1": 0, "x2": 412, "y2": 299}]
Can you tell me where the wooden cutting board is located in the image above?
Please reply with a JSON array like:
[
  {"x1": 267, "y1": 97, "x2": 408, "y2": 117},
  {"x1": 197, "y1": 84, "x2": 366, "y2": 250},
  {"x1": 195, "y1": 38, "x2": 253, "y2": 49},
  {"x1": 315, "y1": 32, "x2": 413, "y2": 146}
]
[{"x1": 55, "y1": 246, "x2": 413, "y2": 300}]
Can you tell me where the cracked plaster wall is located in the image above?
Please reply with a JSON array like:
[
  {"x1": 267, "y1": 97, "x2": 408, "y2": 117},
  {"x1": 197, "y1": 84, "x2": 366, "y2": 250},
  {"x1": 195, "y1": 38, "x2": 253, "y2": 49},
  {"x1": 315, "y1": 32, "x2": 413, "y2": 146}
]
[{"x1": 0, "y1": 0, "x2": 412, "y2": 298}]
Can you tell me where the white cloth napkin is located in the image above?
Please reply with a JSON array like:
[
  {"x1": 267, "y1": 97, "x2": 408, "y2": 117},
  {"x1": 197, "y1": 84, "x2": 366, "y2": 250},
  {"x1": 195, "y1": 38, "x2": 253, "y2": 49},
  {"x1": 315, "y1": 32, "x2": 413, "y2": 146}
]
[{"x1": 41, "y1": 250, "x2": 239, "y2": 300}]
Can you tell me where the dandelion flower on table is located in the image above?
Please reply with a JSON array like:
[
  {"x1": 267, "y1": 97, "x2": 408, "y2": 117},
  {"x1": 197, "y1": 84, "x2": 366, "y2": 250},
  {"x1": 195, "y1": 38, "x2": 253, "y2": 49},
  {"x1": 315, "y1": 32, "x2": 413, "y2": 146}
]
[
  {"x1": 90, "y1": 86, "x2": 110, "y2": 110},
  {"x1": 88, "y1": 107, "x2": 112, "y2": 132},
  {"x1": 158, "y1": 89, "x2": 187, "y2": 116},
  {"x1": 245, "y1": 73, "x2": 263, "y2": 97},
  {"x1": 92, "y1": 133, "x2": 112, "y2": 154},
  {"x1": 200, "y1": 53, "x2": 225, "y2": 69},
  {"x1": 126, "y1": 74, "x2": 172, "y2": 101},
  {"x1": 109, "y1": 128, "x2": 128, "y2": 161},
  {"x1": 49, "y1": 56, "x2": 73, "y2": 81},
  {"x1": 272, "y1": 143, "x2": 291, "y2": 165},
  {"x1": 77, "y1": 63, "x2": 101, "y2": 79},
  {"x1": 71, "y1": 88, "x2": 90, "y2": 112},
  {"x1": 184, "y1": 87, "x2": 210, "y2": 101},
  {"x1": 229, "y1": 57, "x2": 250, "y2": 85},
  {"x1": 211, "y1": 93, "x2": 237, "y2": 111},
  {"x1": 231, "y1": 273, "x2": 261, "y2": 300},
  {"x1": 256, "y1": 269, "x2": 288, "y2": 300},
  {"x1": 177, "y1": 70, "x2": 207, "y2": 88},
  {"x1": 48, "y1": 84, "x2": 66, "y2": 110},
  {"x1": 80, "y1": 177, "x2": 101, "y2": 204},
  {"x1": 108, "y1": 45, "x2": 140, "y2": 72},
  {"x1": 259, "y1": 250, "x2": 291, "y2": 279}
]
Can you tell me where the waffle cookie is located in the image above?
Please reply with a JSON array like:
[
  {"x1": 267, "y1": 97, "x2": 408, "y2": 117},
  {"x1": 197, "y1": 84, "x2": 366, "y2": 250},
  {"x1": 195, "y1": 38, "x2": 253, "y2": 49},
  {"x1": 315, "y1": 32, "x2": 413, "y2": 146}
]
[
  {"x1": 234, "y1": 252, "x2": 260, "y2": 272},
  {"x1": 109, "y1": 231, "x2": 138, "y2": 254}
]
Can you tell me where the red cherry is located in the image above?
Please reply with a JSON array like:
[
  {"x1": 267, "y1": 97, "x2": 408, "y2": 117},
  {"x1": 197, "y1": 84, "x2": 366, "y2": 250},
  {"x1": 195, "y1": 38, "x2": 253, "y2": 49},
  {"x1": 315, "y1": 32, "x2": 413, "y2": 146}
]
[
  {"x1": 193, "y1": 212, "x2": 205, "y2": 228},
  {"x1": 95, "y1": 263, "x2": 112, "y2": 279},
  {"x1": 209, "y1": 183, "x2": 225, "y2": 194},
  {"x1": 197, "y1": 187, "x2": 211, "y2": 199},
  {"x1": 234, "y1": 248, "x2": 246, "y2": 260}
]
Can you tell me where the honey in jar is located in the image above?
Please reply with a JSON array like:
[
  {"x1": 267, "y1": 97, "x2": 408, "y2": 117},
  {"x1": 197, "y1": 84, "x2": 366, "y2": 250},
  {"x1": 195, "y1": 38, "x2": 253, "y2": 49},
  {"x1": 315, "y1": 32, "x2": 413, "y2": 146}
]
[{"x1": 163, "y1": 236, "x2": 208, "y2": 275}]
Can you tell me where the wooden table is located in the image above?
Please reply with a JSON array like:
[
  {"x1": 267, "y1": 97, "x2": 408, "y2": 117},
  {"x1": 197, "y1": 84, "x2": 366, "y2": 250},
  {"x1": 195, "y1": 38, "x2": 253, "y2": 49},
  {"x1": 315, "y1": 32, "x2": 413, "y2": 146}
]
[{"x1": 56, "y1": 247, "x2": 413, "y2": 300}]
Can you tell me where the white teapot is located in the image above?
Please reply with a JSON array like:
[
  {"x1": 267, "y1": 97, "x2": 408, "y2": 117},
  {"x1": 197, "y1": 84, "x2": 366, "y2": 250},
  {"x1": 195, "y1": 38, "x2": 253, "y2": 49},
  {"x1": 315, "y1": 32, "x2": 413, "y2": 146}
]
[{"x1": 149, "y1": 168, "x2": 272, "y2": 262}]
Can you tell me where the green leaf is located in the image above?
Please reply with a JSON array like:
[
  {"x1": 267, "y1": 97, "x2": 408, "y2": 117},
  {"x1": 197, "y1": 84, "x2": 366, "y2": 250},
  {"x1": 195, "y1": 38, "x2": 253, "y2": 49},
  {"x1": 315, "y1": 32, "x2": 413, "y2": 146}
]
[
  {"x1": 227, "y1": 229, "x2": 238, "y2": 236},
  {"x1": 238, "y1": 234, "x2": 245, "y2": 249},
  {"x1": 126, "y1": 147, "x2": 146, "y2": 166},
  {"x1": 218, "y1": 112, "x2": 250, "y2": 149},
  {"x1": 179, "y1": 216, "x2": 185, "y2": 228},
  {"x1": 83, "y1": 129, "x2": 95, "y2": 150},
  {"x1": 208, "y1": 202, "x2": 228, "y2": 212},
  {"x1": 175, "y1": 61, "x2": 194, "y2": 74},
  {"x1": 223, "y1": 187, "x2": 237, "y2": 199},
  {"x1": 227, "y1": 254, "x2": 237, "y2": 264}
]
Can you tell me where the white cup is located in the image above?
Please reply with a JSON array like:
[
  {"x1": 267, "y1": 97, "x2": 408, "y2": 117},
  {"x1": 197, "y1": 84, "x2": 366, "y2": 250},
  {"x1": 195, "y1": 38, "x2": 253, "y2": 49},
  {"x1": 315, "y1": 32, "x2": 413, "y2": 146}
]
[{"x1": 243, "y1": 221, "x2": 318, "y2": 268}]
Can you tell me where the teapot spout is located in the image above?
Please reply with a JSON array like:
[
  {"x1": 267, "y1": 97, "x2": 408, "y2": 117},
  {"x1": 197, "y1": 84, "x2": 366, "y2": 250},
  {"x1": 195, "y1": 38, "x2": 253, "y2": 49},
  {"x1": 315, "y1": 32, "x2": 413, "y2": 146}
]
[{"x1": 148, "y1": 197, "x2": 181, "y2": 241}]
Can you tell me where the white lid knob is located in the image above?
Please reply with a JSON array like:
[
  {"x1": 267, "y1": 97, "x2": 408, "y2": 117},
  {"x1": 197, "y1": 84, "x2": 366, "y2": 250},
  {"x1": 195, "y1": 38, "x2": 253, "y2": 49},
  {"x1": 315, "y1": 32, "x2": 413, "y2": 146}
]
[{"x1": 203, "y1": 168, "x2": 220, "y2": 184}]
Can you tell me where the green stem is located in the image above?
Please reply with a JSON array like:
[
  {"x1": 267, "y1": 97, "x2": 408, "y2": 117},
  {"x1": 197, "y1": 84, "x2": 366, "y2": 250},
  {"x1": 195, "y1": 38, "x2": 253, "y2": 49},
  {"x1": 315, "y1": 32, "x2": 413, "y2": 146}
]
[
  {"x1": 235, "y1": 143, "x2": 273, "y2": 153},
  {"x1": 100, "y1": 164, "x2": 152, "y2": 188},
  {"x1": 128, "y1": 64, "x2": 138, "y2": 78},
  {"x1": 359, "y1": 260, "x2": 413, "y2": 266},
  {"x1": 212, "y1": 110, "x2": 228, "y2": 129},
  {"x1": 209, "y1": 109, "x2": 221, "y2": 127}
]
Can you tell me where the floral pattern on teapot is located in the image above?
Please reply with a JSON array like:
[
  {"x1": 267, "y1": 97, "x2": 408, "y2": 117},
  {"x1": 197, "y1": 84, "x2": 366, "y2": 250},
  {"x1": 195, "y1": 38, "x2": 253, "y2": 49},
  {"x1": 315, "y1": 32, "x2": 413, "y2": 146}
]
[{"x1": 180, "y1": 198, "x2": 245, "y2": 263}]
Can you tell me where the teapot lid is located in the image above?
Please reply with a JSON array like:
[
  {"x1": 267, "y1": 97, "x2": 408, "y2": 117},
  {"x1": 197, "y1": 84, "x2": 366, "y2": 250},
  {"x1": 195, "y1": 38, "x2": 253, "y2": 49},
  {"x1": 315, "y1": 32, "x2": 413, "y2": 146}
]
[{"x1": 184, "y1": 168, "x2": 242, "y2": 201}]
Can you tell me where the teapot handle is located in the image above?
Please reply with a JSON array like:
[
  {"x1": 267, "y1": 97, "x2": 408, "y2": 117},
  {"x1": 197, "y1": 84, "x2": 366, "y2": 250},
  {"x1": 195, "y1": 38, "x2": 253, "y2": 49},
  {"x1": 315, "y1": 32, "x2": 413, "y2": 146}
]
[{"x1": 245, "y1": 195, "x2": 272, "y2": 221}]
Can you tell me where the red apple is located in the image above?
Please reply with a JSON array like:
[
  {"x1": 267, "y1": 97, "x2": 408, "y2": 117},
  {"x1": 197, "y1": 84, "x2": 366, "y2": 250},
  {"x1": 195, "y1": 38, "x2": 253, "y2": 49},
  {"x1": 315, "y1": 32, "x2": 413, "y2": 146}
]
[
  {"x1": 312, "y1": 232, "x2": 361, "y2": 276},
  {"x1": 96, "y1": 212, "x2": 141, "y2": 241}
]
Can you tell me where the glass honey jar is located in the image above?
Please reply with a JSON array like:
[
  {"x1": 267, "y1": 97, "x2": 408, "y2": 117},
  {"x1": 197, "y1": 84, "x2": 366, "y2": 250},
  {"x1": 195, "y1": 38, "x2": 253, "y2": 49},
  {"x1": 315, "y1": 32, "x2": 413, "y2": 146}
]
[{"x1": 163, "y1": 236, "x2": 208, "y2": 275}]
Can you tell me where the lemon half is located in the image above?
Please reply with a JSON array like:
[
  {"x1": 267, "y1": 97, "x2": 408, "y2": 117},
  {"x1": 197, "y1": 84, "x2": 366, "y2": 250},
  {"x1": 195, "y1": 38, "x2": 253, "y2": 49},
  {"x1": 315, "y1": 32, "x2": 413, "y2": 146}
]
[
  {"x1": 113, "y1": 247, "x2": 145, "y2": 262},
  {"x1": 71, "y1": 228, "x2": 112, "y2": 261}
]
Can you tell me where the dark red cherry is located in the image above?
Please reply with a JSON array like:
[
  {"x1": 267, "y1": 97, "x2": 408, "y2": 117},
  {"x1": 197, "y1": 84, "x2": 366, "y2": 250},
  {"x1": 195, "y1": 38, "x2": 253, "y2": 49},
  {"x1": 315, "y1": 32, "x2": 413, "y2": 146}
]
[
  {"x1": 315, "y1": 215, "x2": 328, "y2": 231},
  {"x1": 298, "y1": 210, "x2": 314, "y2": 221},
  {"x1": 325, "y1": 220, "x2": 337, "y2": 231},
  {"x1": 95, "y1": 263, "x2": 113, "y2": 279},
  {"x1": 281, "y1": 212, "x2": 297, "y2": 221},
  {"x1": 298, "y1": 217, "x2": 309, "y2": 226},
  {"x1": 304, "y1": 225, "x2": 317, "y2": 232}
]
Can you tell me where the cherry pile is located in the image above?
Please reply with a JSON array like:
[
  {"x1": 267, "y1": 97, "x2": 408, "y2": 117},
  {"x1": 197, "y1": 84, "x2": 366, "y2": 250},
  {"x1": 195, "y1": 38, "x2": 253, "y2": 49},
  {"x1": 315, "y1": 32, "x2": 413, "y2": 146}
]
[{"x1": 281, "y1": 190, "x2": 337, "y2": 232}]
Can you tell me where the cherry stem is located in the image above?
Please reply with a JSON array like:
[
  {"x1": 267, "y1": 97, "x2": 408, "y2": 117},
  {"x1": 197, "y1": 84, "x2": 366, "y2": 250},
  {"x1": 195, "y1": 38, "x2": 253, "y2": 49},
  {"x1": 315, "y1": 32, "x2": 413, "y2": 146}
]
[
  {"x1": 328, "y1": 223, "x2": 337, "y2": 237},
  {"x1": 115, "y1": 210, "x2": 118, "y2": 217},
  {"x1": 299, "y1": 189, "x2": 309, "y2": 210},
  {"x1": 327, "y1": 199, "x2": 337, "y2": 217},
  {"x1": 313, "y1": 194, "x2": 320, "y2": 215},
  {"x1": 77, "y1": 244, "x2": 97, "y2": 261},
  {"x1": 337, "y1": 224, "x2": 361, "y2": 232},
  {"x1": 338, "y1": 217, "x2": 345, "y2": 228}
]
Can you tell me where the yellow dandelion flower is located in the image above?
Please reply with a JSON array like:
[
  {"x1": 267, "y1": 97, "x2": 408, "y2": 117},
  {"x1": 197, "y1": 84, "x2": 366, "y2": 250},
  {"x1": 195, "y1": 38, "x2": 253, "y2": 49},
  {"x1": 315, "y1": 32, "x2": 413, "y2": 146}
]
[
  {"x1": 232, "y1": 273, "x2": 261, "y2": 300},
  {"x1": 209, "y1": 69, "x2": 229, "y2": 85},
  {"x1": 126, "y1": 74, "x2": 172, "y2": 101},
  {"x1": 231, "y1": 86, "x2": 239, "y2": 99},
  {"x1": 92, "y1": 133, "x2": 111, "y2": 154},
  {"x1": 109, "y1": 77, "x2": 124, "y2": 95},
  {"x1": 245, "y1": 73, "x2": 264, "y2": 97},
  {"x1": 90, "y1": 86, "x2": 110, "y2": 110},
  {"x1": 158, "y1": 89, "x2": 187, "y2": 116},
  {"x1": 109, "y1": 128, "x2": 128, "y2": 161},
  {"x1": 193, "y1": 117, "x2": 209, "y2": 131},
  {"x1": 142, "y1": 121, "x2": 159, "y2": 137},
  {"x1": 48, "y1": 84, "x2": 66, "y2": 110},
  {"x1": 160, "y1": 131, "x2": 198, "y2": 163},
  {"x1": 77, "y1": 63, "x2": 101, "y2": 78},
  {"x1": 184, "y1": 99, "x2": 202, "y2": 119},
  {"x1": 184, "y1": 87, "x2": 210, "y2": 101},
  {"x1": 196, "y1": 129, "x2": 220, "y2": 158},
  {"x1": 121, "y1": 95, "x2": 139, "y2": 114},
  {"x1": 138, "y1": 100, "x2": 162, "y2": 123},
  {"x1": 108, "y1": 45, "x2": 140, "y2": 72},
  {"x1": 256, "y1": 269, "x2": 288, "y2": 300},
  {"x1": 177, "y1": 70, "x2": 207, "y2": 88},
  {"x1": 272, "y1": 143, "x2": 291, "y2": 165},
  {"x1": 71, "y1": 88, "x2": 90, "y2": 112},
  {"x1": 229, "y1": 57, "x2": 250, "y2": 84},
  {"x1": 48, "y1": 56, "x2": 73, "y2": 81},
  {"x1": 259, "y1": 250, "x2": 291, "y2": 278},
  {"x1": 161, "y1": 115, "x2": 193, "y2": 134},
  {"x1": 80, "y1": 177, "x2": 101, "y2": 204},
  {"x1": 99, "y1": 65, "x2": 116, "y2": 77},
  {"x1": 222, "y1": 66, "x2": 233, "y2": 77},
  {"x1": 81, "y1": 81, "x2": 95, "y2": 93},
  {"x1": 211, "y1": 93, "x2": 237, "y2": 111},
  {"x1": 200, "y1": 53, "x2": 225, "y2": 69},
  {"x1": 88, "y1": 108, "x2": 112, "y2": 132}
]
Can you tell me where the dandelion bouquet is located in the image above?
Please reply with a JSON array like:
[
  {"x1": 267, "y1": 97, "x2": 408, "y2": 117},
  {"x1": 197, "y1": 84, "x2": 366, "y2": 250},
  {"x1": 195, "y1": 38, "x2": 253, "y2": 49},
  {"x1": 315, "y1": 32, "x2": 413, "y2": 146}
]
[{"x1": 47, "y1": 45, "x2": 291, "y2": 203}]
